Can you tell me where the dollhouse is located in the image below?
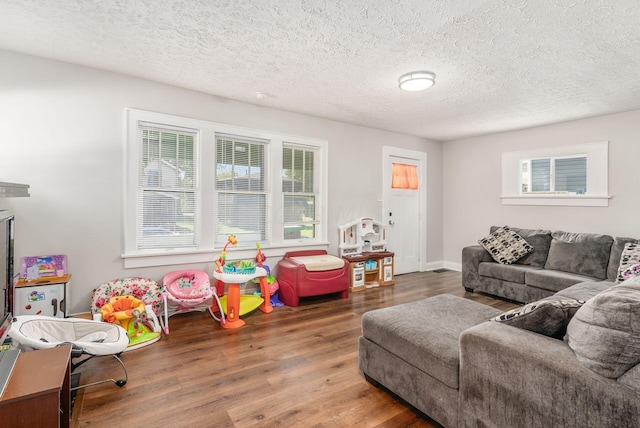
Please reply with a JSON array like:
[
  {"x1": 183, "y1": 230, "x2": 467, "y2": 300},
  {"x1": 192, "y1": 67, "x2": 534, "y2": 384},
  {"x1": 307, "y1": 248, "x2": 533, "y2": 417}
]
[{"x1": 338, "y1": 218, "x2": 394, "y2": 291}]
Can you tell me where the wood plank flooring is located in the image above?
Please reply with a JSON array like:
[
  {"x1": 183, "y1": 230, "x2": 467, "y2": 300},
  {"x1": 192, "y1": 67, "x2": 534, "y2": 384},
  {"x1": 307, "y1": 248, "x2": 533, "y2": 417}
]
[{"x1": 71, "y1": 270, "x2": 518, "y2": 428}]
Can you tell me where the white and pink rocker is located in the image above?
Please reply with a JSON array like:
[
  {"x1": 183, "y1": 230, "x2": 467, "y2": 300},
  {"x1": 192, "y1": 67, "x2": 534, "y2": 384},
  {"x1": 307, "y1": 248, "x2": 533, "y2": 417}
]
[{"x1": 160, "y1": 269, "x2": 225, "y2": 334}]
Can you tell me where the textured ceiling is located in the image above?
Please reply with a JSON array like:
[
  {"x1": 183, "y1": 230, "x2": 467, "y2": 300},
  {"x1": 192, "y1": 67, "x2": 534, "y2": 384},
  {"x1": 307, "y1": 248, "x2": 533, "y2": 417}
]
[{"x1": 1, "y1": 0, "x2": 640, "y2": 141}]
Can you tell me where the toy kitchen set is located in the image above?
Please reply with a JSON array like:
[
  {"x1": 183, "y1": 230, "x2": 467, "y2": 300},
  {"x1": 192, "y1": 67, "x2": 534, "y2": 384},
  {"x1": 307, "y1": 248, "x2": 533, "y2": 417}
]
[
  {"x1": 339, "y1": 217, "x2": 394, "y2": 292},
  {"x1": 14, "y1": 254, "x2": 71, "y2": 318}
]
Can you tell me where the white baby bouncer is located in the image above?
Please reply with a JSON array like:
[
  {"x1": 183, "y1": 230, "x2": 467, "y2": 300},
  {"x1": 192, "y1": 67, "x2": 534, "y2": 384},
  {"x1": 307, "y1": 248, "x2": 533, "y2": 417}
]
[{"x1": 9, "y1": 315, "x2": 130, "y2": 390}]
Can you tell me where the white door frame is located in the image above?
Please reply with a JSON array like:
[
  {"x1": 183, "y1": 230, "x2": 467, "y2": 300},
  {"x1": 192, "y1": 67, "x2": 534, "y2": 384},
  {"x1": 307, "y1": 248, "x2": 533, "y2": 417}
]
[{"x1": 382, "y1": 146, "x2": 428, "y2": 272}]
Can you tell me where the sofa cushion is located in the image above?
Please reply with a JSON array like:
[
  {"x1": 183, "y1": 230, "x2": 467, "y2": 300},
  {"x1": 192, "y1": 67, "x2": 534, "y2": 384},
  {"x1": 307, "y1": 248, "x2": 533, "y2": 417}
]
[
  {"x1": 490, "y1": 226, "x2": 552, "y2": 267},
  {"x1": 361, "y1": 294, "x2": 501, "y2": 389},
  {"x1": 618, "y1": 364, "x2": 640, "y2": 393},
  {"x1": 492, "y1": 299, "x2": 585, "y2": 339},
  {"x1": 479, "y1": 226, "x2": 534, "y2": 265},
  {"x1": 544, "y1": 281, "x2": 611, "y2": 302},
  {"x1": 607, "y1": 237, "x2": 639, "y2": 281},
  {"x1": 544, "y1": 231, "x2": 613, "y2": 279},
  {"x1": 566, "y1": 276, "x2": 640, "y2": 378},
  {"x1": 525, "y1": 269, "x2": 598, "y2": 293},
  {"x1": 615, "y1": 242, "x2": 640, "y2": 283},
  {"x1": 478, "y1": 262, "x2": 540, "y2": 284}
]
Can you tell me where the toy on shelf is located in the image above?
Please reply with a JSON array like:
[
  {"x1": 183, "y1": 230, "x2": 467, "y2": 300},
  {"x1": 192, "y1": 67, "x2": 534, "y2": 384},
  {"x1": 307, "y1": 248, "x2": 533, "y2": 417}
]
[
  {"x1": 212, "y1": 238, "x2": 273, "y2": 329},
  {"x1": 338, "y1": 217, "x2": 387, "y2": 257},
  {"x1": 20, "y1": 254, "x2": 68, "y2": 280},
  {"x1": 99, "y1": 295, "x2": 161, "y2": 350},
  {"x1": 161, "y1": 270, "x2": 225, "y2": 333}
]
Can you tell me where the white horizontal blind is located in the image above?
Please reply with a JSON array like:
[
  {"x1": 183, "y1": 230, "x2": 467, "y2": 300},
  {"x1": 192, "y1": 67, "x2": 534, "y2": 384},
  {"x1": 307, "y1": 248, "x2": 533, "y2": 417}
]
[
  {"x1": 282, "y1": 143, "x2": 317, "y2": 240},
  {"x1": 214, "y1": 134, "x2": 268, "y2": 247},
  {"x1": 137, "y1": 124, "x2": 197, "y2": 249},
  {"x1": 531, "y1": 158, "x2": 551, "y2": 191},
  {"x1": 555, "y1": 157, "x2": 587, "y2": 193},
  {"x1": 530, "y1": 156, "x2": 586, "y2": 193}
]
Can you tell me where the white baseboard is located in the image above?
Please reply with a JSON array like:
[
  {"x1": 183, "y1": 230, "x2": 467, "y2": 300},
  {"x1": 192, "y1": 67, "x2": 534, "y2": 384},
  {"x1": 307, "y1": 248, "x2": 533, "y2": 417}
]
[
  {"x1": 443, "y1": 261, "x2": 462, "y2": 272},
  {"x1": 421, "y1": 261, "x2": 462, "y2": 272}
]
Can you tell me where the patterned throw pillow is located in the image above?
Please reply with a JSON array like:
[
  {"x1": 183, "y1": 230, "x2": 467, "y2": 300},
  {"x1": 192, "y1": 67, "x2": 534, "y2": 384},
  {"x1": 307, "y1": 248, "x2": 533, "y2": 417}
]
[
  {"x1": 616, "y1": 242, "x2": 640, "y2": 283},
  {"x1": 619, "y1": 263, "x2": 640, "y2": 282},
  {"x1": 492, "y1": 299, "x2": 585, "y2": 339},
  {"x1": 478, "y1": 226, "x2": 534, "y2": 264}
]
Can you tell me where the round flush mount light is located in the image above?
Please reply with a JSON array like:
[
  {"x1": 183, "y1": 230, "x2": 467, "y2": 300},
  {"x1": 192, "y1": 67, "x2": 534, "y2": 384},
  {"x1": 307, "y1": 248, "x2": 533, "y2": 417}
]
[{"x1": 398, "y1": 71, "x2": 436, "y2": 91}]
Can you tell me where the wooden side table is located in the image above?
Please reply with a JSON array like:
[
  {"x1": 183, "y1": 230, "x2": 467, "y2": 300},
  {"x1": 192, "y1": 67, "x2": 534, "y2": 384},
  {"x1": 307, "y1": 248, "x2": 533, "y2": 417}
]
[{"x1": 0, "y1": 345, "x2": 71, "y2": 428}]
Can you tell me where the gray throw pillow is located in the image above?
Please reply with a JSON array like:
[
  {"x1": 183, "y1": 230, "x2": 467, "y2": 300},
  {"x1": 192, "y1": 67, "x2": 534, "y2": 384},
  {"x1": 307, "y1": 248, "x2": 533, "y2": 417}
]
[
  {"x1": 491, "y1": 299, "x2": 584, "y2": 339},
  {"x1": 566, "y1": 276, "x2": 640, "y2": 378},
  {"x1": 478, "y1": 226, "x2": 534, "y2": 265},
  {"x1": 544, "y1": 231, "x2": 613, "y2": 279}
]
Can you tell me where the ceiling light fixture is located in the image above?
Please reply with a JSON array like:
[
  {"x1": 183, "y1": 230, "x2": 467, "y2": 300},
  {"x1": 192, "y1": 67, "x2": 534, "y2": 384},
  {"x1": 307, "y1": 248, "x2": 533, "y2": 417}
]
[{"x1": 398, "y1": 71, "x2": 436, "y2": 91}]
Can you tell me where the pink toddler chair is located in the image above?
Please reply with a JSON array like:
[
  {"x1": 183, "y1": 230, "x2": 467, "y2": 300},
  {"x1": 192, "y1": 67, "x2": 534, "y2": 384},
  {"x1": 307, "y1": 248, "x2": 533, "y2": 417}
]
[{"x1": 161, "y1": 269, "x2": 225, "y2": 333}]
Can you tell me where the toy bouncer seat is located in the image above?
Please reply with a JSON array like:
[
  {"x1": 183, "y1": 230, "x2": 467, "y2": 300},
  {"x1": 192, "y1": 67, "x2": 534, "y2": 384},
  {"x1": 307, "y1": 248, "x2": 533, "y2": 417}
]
[
  {"x1": 276, "y1": 250, "x2": 349, "y2": 306},
  {"x1": 91, "y1": 277, "x2": 163, "y2": 351},
  {"x1": 161, "y1": 269, "x2": 225, "y2": 333},
  {"x1": 9, "y1": 315, "x2": 130, "y2": 390},
  {"x1": 99, "y1": 295, "x2": 161, "y2": 350}
]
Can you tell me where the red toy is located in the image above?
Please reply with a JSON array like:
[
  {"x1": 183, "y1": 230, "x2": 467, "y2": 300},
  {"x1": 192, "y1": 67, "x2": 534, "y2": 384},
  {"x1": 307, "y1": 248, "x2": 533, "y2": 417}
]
[{"x1": 276, "y1": 250, "x2": 349, "y2": 306}]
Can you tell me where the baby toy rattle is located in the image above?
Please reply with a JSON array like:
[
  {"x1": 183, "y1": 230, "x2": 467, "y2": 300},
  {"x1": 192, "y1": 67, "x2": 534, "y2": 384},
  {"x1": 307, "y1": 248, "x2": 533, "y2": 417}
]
[{"x1": 215, "y1": 235, "x2": 237, "y2": 272}]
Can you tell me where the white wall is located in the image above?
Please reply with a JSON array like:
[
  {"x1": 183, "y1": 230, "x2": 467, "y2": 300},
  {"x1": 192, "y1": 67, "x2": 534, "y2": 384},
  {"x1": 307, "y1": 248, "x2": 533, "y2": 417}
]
[
  {"x1": 443, "y1": 109, "x2": 640, "y2": 266},
  {"x1": 0, "y1": 49, "x2": 443, "y2": 314}
]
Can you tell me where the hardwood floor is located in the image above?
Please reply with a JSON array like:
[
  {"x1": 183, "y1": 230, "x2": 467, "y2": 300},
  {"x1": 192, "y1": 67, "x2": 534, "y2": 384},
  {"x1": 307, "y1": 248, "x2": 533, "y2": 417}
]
[{"x1": 71, "y1": 270, "x2": 518, "y2": 428}]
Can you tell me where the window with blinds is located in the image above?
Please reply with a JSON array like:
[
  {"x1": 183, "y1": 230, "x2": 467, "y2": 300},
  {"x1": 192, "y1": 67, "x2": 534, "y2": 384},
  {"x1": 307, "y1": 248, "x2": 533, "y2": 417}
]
[
  {"x1": 282, "y1": 144, "x2": 317, "y2": 240},
  {"x1": 214, "y1": 134, "x2": 267, "y2": 247},
  {"x1": 125, "y1": 108, "x2": 329, "y2": 267},
  {"x1": 521, "y1": 155, "x2": 587, "y2": 194},
  {"x1": 138, "y1": 123, "x2": 197, "y2": 249}
]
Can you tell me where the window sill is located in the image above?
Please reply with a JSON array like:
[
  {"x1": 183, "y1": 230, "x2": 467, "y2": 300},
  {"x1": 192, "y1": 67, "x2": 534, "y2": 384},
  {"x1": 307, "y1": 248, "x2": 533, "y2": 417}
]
[
  {"x1": 122, "y1": 242, "x2": 330, "y2": 269},
  {"x1": 500, "y1": 195, "x2": 611, "y2": 207}
]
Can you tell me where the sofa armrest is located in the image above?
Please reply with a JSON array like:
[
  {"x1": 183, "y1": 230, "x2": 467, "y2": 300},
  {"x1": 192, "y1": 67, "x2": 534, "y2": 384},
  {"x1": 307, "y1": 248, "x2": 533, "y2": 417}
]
[
  {"x1": 459, "y1": 322, "x2": 640, "y2": 428},
  {"x1": 461, "y1": 245, "x2": 492, "y2": 291}
]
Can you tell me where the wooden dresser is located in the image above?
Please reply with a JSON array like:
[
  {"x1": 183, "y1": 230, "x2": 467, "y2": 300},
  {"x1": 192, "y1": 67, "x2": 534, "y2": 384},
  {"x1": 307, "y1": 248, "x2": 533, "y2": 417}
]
[{"x1": 0, "y1": 344, "x2": 71, "y2": 428}]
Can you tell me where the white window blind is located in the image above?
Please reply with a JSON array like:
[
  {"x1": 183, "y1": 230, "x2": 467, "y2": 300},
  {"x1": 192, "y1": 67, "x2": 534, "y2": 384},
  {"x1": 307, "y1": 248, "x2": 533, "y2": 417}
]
[
  {"x1": 214, "y1": 134, "x2": 268, "y2": 247},
  {"x1": 522, "y1": 155, "x2": 587, "y2": 194},
  {"x1": 137, "y1": 123, "x2": 197, "y2": 249},
  {"x1": 282, "y1": 143, "x2": 318, "y2": 240},
  {"x1": 554, "y1": 157, "x2": 587, "y2": 193}
]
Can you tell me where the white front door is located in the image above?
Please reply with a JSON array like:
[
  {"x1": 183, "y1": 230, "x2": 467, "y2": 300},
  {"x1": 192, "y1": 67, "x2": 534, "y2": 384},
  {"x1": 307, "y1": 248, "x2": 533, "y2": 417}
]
[{"x1": 382, "y1": 147, "x2": 427, "y2": 275}]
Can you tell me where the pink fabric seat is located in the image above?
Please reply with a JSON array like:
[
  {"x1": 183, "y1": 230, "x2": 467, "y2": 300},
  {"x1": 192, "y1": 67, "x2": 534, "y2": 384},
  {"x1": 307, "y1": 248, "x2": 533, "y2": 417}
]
[{"x1": 276, "y1": 250, "x2": 349, "y2": 306}]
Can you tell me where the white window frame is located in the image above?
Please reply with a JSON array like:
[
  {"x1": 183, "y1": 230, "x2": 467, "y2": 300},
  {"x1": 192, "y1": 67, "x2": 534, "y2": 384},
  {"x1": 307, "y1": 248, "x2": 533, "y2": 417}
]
[
  {"x1": 501, "y1": 141, "x2": 610, "y2": 206},
  {"x1": 282, "y1": 142, "x2": 321, "y2": 242},
  {"x1": 123, "y1": 108, "x2": 329, "y2": 268}
]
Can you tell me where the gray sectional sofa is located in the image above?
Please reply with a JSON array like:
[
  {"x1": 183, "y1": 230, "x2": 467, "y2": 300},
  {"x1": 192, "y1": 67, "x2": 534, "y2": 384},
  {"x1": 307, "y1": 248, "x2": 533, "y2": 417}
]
[
  {"x1": 359, "y1": 227, "x2": 640, "y2": 427},
  {"x1": 462, "y1": 226, "x2": 636, "y2": 303}
]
